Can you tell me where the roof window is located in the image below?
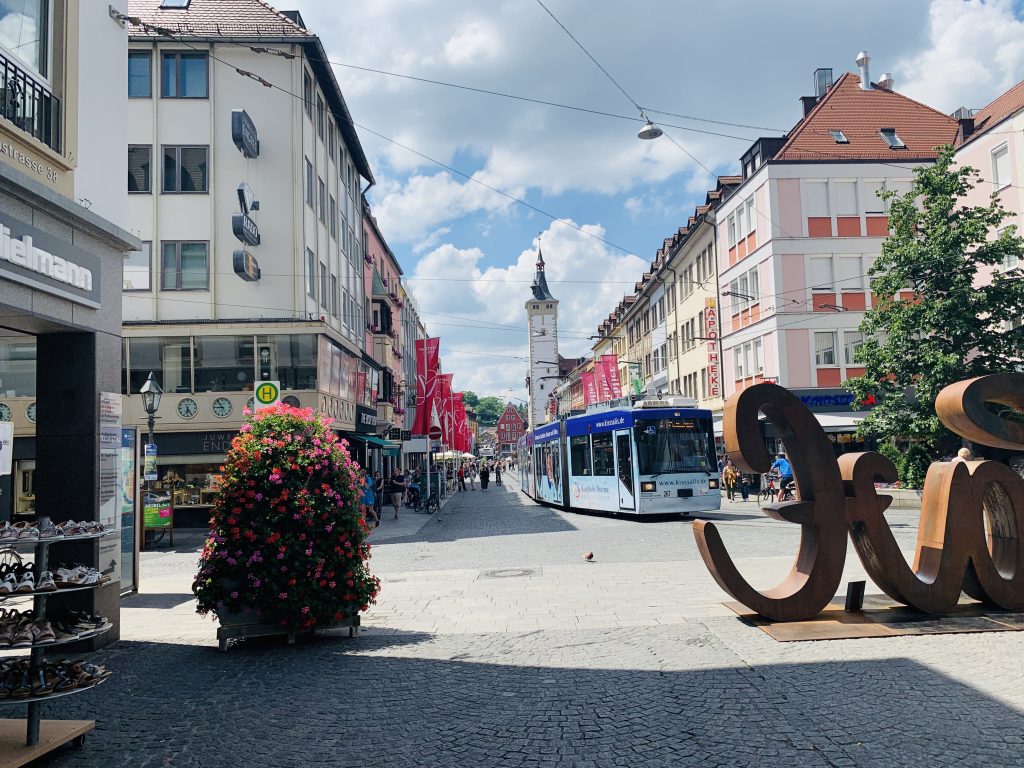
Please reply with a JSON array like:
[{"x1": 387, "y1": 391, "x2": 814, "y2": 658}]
[
  {"x1": 160, "y1": 0, "x2": 190, "y2": 8},
  {"x1": 829, "y1": 130, "x2": 849, "y2": 144},
  {"x1": 879, "y1": 128, "x2": 905, "y2": 149}
]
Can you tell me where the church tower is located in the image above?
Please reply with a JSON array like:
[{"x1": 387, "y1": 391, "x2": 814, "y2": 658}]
[{"x1": 526, "y1": 246, "x2": 559, "y2": 426}]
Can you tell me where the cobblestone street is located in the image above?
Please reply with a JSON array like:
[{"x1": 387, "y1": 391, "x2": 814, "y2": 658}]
[{"x1": 38, "y1": 481, "x2": 1024, "y2": 767}]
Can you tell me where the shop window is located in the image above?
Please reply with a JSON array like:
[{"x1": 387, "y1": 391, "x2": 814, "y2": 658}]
[
  {"x1": 124, "y1": 242, "x2": 151, "y2": 291},
  {"x1": 127, "y1": 336, "x2": 191, "y2": 394},
  {"x1": 160, "y1": 52, "x2": 208, "y2": 98},
  {"x1": 256, "y1": 335, "x2": 317, "y2": 390},
  {"x1": 128, "y1": 145, "x2": 151, "y2": 193},
  {"x1": 0, "y1": 338, "x2": 36, "y2": 397},
  {"x1": 814, "y1": 332, "x2": 837, "y2": 366},
  {"x1": 162, "y1": 146, "x2": 208, "y2": 193},
  {"x1": 128, "y1": 51, "x2": 152, "y2": 97},
  {"x1": 193, "y1": 336, "x2": 255, "y2": 393},
  {"x1": 161, "y1": 241, "x2": 208, "y2": 290}
]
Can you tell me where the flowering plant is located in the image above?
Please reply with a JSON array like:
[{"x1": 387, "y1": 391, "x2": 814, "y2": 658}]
[{"x1": 193, "y1": 404, "x2": 379, "y2": 629}]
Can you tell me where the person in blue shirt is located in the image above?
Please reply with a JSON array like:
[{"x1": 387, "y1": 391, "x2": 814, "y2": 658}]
[{"x1": 770, "y1": 453, "x2": 794, "y2": 502}]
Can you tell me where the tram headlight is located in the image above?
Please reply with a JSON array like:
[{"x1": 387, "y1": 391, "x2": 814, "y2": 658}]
[
  {"x1": 640, "y1": 481, "x2": 657, "y2": 493},
  {"x1": 708, "y1": 478, "x2": 720, "y2": 489}
]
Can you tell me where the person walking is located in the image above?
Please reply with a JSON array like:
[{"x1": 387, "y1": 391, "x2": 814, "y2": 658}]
[
  {"x1": 360, "y1": 470, "x2": 379, "y2": 527},
  {"x1": 372, "y1": 471, "x2": 384, "y2": 523},
  {"x1": 479, "y1": 463, "x2": 490, "y2": 490},
  {"x1": 467, "y1": 463, "x2": 476, "y2": 490},
  {"x1": 387, "y1": 467, "x2": 407, "y2": 519},
  {"x1": 739, "y1": 473, "x2": 751, "y2": 502},
  {"x1": 494, "y1": 462, "x2": 502, "y2": 486},
  {"x1": 457, "y1": 464, "x2": 467, "y2": 492},
  {"x1": 722, "y1": 459, "x2": 738, "y2": 501}
]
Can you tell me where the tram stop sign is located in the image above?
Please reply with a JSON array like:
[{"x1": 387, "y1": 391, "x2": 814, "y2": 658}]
[{"x1": 255, "y1": 380, "x2": 281, "y2": 411}]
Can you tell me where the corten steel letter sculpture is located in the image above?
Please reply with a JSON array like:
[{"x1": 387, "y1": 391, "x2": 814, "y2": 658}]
[{"x1": 693, "y1": 374, "x2": 1024, "y2": 622}]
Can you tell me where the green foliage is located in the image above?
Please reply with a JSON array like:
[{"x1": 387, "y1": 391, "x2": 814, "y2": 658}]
[
  {"x1": 876, "y1": 441, "x2": 903, "y2": 476},
  {"x1": 846, "y1": 145, "x2": 1024, "y2": 450},
  {"x1": 462, "y1": 391, "x2": 480, "y2": 408},
  {"x1": 193, "y1": 404, "x2": 379, "y2": 629},
  {"x1": 899, "y1": 443, "x2": 933, "y2": 490},
  {"x1": 474, "y1": 396, "x2": 505, "y2": 426}
]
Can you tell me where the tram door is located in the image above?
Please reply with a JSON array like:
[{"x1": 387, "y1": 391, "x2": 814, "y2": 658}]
[{"x1": 615, "y1": 429, "x2": 635, "y2": 510}]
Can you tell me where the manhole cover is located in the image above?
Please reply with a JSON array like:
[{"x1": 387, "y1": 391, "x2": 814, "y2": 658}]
[{"x1": 479, "y1": 568, "x2": 539, "y2": 579}]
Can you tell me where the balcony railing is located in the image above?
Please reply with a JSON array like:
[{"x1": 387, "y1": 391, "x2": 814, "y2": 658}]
[{"x1": 0, "y1": 50, "x2": 60, "y2": 153}]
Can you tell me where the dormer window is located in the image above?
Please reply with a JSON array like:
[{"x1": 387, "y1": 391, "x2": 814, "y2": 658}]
[
  {"x1": 879, "y1": 128, "x2": 905, "y2": 149},
  {"x1": 829, "y1": 129, "x2": 848, "y2": 144}
]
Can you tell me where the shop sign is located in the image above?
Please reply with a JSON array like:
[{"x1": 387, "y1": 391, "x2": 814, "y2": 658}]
[
  {"x1": 789, "y1": 388, "x2": 878, "y2": 413},
  {"x1": 0, "y1": 213, "x2": 101, "y2": 307},
  {"x1": 0, "y1": 423, "x2": 12, "y2": 476},
  {"x1": 231, "y1": 109, "x2": 260, "y2": 158},
  {"x1": 232, "y1": 250, "x2": 261, "y2": 281},
  {"x1": 143, "y1": 442, "x2": 157, "y2": 481},
  {"x1": 401, "y1": 430, "x2": 412, "y2": 441},
  {"x1": 356, "y1": 405, "x2": 378, "y2": 434},
  {"x1": 704, "y1": 298, "x2": 720, "y2": 398},
  {"x1": 254, "y1": 380, "x2": 280, "y2": 410},
  {"x1": 232, "y1": 212, "x2": 261, "y2": 246}
]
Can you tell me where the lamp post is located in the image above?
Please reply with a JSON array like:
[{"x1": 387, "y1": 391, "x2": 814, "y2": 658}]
[{"x1": 139, "y1": 372, "x2": 162, "y2": 447}]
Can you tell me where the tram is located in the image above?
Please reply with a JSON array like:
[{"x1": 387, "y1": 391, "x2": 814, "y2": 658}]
[{"x1": 517, "y1": 398, "x2": 720, "y2": 516}]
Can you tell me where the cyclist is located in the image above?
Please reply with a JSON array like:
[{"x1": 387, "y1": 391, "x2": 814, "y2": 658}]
[{"x1": 769, "y1": 453, "x2": 794, "y2": 502}]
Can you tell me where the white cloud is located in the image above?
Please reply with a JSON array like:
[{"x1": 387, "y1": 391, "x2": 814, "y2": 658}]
[
  {"x1": 898, "y1": 0, "x2": 1024, "y2": 112},
  {"x1": 412, "y1": 226, "x2": 452, "y2": 254},
  {"x1": 443, "y1": 21, "x2": 502, "y2": 67}
]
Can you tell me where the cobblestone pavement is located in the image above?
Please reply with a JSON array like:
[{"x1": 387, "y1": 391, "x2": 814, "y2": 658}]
[{"x1": 36, "y1": 480, "x2": 1024, "y2": 767}]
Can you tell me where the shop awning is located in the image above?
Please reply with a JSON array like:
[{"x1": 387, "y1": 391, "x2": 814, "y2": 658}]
[
  {"x1": 349, "y1": 434, "x2": 401, "y2": 455},
  {"x1": 712, "y1": 412, "x2": 864, "y2": 436}
]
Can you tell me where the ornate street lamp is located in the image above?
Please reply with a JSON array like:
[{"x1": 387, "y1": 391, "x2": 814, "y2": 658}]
[{"x1": 139, "y1": 371, "x2": 162, "y2": 446}]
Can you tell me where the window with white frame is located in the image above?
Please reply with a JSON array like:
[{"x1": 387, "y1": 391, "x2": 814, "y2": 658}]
[
  {"x1": 745, "y1": 197, "x2": 756, "y2": 235},
  {"x1": 993, "y1": 145, "x2": 1011, "y2": 190},
  {"x1": 843, "y1": 331, "x2": 863, "y2": 365},
  {"x1": 814, "y1": 332, "x2": 837, "y2": 366},
  {"x1": 836, "y1": 255, "x2": 862, "y2": 292},
  {"x1": 728, "y1": 214, "x2": 737, "y2": 247},
  {"x1": 734, "y1": 347, "x2": 745, "y2": 379},
  {"x1": 754, "y1": 338, "x2": 764, "y2": 374},
  {"x1": 305, "y1": 159, "x2": 314, "y2": 207},
  {"x1": 320, "y1": 264, "x2": 328, "y2": 309},
  {"x1": 737, "y1": 204, "x2": 747, "y2": 238},
  {"x1": 805, "y1": 181, "x2": 829, "y2": 217},
  {"x1": 860, "y1": 179, "x2": 886, "y2": 214},
  {"x1": 808, "y1": 256, "x2": 834, "y2": 292},
  {"x1": 124, "y1": 242, "x2": 151, "y2": 291},
  {"x1": 833, "y1": 181, "x2": 857, "y2": 216},
  {"x1": 748, "y1": 267, "x2": 760, "y2": 304}
]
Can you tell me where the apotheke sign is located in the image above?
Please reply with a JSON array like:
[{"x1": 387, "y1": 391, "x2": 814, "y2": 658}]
[{"x1": 0, "y1": 214, "x2": 100, "y2": 307}]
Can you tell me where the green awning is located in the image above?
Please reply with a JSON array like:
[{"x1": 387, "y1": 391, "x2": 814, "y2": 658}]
[{"x1": 351, "y1": 434, "x2": 401, "y2": 456}]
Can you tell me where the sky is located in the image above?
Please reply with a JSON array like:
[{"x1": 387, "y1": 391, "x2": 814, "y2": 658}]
[{"x1": 288, "y1": 0, "x2": 1024, "y2": 405}]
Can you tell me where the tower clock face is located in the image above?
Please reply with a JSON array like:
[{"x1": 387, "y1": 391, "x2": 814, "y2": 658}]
[
  {"x1": 26, "y1": 402, "x2": 36, "y2": 423},
  {"x1": 0, "y1": 403, "x2": 10, "y2": 421}
]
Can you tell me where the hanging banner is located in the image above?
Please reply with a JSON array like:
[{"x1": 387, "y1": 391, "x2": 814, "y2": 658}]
[
  {"x1": 705, "y1": 298, "x2": 721, "y2": 398},
  {"x1": 581, "y1": 371, "x2": 598, "y2": 406},
  {"x1": 0, "y1": 422, "x2": 12, "y2": 476},
  {"x1": 412, "y1": 338, "x2": 440, "y2": 435},
  {"x1": 601, "y1": 355, "x2": 622, "y2": 400},
  {"x1": 438, "y1": 373, "x2": 454, "y2": 447},
  {"x1": 594, "y1": 358, "x2": 612, "y2": 402}
]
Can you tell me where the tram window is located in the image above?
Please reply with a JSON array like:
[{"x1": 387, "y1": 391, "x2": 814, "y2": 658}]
[
  {"x1": 570, "y1": 436, "x2": 592, "y2": 475},
  {"x1": 592, "y1": 433, "x2": 615, "y2": 476}
]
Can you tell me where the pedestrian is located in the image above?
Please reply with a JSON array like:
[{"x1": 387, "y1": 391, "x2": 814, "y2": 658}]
[
  {"x1": 372, "y1": 471, "x2": 384, "y2": 522},
  {"x1": 770, "y1": 452, "x2": 794, "y2": 503},
  {"x1": 494, "y1": 462, "x2": 502, "y2": 486},
  {"x1": 360, "y1": 471, "x2": 379, "y2": 527},
  {"x1": 479, "y1": 463, "x2": 490, "y2": 490},
  {"x1": 468, "y1": 463, "x2": 476, "y2": 489},
  {"x1": 722, "y1": 460, "x2": 738, "y2": 501},
  {"x1": 387, "y1": 467, "x2": 407, "y2": 519},
  {"x1": 457, "y1": 464, "x2": 467, "y2": 492},
  {"x1": 739, "y1": 473, "x2": 750, "y2": 502}
]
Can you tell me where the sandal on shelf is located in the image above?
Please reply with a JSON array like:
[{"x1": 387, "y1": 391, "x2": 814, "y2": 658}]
[
  {"x1": 10, "y1": 666, "x2": 32, "y2": 698},
  {"x1": 37, "y1": 519, "x2": 63, "y2": 540},
  {"x1": 31, "y1": 620, "x2": 55, "y2": 646},
  {"x1": 30, "y1": 667, "x2": 52, "y2": 697},
  {"x1": 14, "y1": 570, "x2": 34, "y2": 594},
  {"x1": 36, "y1": 571, "x2": 57, "y2": 593},
  {"x1": 78, "y1": 662, "x2": 111, "y2": 683},
  {"x1": 0, "y1": 523, "x2": 17, "y2": 542}
]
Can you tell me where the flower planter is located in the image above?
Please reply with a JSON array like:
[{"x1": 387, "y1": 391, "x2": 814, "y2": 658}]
[{"x1": 215, "y1": 608, "x2": 360, "y2": 652}]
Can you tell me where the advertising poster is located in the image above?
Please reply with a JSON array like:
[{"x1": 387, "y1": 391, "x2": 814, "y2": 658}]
[
  {"x1": 120, "y1": 428, "x2": 137, "y2": 592},
  {"x1": 98, "y1": 393, "x2": 122, "y2": 586}
]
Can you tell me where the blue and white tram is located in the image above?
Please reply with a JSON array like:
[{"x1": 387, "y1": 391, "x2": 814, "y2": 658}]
[{"x1": 520, "y1": 399, "x2": 720, "y2": 517}]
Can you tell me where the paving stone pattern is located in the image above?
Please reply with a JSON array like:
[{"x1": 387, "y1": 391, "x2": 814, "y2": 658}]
[{"x1": 34, "y1": 480, "x2": 1024, "y2": 767}]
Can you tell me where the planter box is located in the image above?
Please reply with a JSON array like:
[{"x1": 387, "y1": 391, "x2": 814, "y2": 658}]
[{"x1": 215, "y1": 608, "x2": 360, "y2": 651}]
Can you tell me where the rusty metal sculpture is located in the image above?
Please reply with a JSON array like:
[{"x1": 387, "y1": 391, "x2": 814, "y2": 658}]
[{"x1": 694, "y1": 374, "x2": 1024, "y2": 622}]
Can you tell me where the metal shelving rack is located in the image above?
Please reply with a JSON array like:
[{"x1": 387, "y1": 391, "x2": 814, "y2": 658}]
[{"x1": 0, "y1": 531, "x2": 112, "y2": 766}]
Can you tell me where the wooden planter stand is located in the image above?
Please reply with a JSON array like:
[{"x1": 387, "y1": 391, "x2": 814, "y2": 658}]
[{"x1": 216, "y1": 613, "x2": 360, "y2": 652}]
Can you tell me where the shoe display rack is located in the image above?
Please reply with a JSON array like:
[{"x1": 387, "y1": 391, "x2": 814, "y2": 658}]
[{"x1": 0, "y1": 531, "x2": 112, "y2": 767}]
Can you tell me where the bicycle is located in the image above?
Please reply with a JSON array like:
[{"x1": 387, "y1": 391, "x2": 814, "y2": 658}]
[
  {"x1": 759, "y1": 473, "x2": 777, "y2": 503},
  {"x1": 412, "y1": 487, "x2": 440, "y2": 514}
]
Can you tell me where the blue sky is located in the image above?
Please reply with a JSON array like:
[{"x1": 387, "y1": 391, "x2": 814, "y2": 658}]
[{"x1": 290, "y1": 0, "x2": 1024, "y2": 402}]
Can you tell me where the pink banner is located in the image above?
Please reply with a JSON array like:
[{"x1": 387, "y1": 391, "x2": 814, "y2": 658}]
[
  {"x1": 594, "y1": 359, "x2": 612, "y2": 402},
  {"x1": 412, "y1": 338, "x2": 440, "y2": 435},
  {"x1": 582, "y1": 371, "x2": 598, "y2": 406},
  {"x1": 601, "y1": 355, "x2": 621, "y2": 400},
  {"x1": 439, "y1": 373, "x2": 454, "y2": 447}
]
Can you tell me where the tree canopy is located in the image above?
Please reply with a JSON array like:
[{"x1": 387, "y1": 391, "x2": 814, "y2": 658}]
[{"x1": 845, "y1": 145, "x2": 1024, "y2": 453}]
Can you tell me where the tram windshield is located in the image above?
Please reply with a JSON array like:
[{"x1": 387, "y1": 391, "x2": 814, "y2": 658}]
[{"x1": 634, "y1": 418, "x2": 715, "y2": 475}]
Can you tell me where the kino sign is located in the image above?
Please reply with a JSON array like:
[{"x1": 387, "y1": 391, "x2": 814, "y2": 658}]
[{"x1": 695, "y1": 373, "x2": 1024, "y2": 622}]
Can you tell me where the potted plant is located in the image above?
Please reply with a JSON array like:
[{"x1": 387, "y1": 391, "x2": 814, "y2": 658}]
[{"x1": 193, "y1": 403, "x2": 379, "y2": 632}]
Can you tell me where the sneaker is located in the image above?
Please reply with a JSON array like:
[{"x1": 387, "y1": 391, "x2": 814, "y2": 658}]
[
  {"x1": 37, "y1": 520, "x2": 62, "y2": 540},
  {"x1": 11, "y1": 620, "x2": 33, "y2": 648},
  {"x1": 35, "y1": 572, "x2": 56, "y2": 593},
  {"x1": 0, "y1": 573, "x2": 18, "y2": 595},
  {"x1": 14, "y1": 571, "x2": 34, "y2": 594}
]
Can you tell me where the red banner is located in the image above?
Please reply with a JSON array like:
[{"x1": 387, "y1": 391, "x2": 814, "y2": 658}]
[
  {"x1": 439, "y1": 373, "x2": 454, "y2": 447},
  {"x1": 594, "y1": 359, "x2": 612, "y2": 402},
  {"x1": 412, "y1": 338, "x2": 440, "y2": 435},
  {"x1": 582, "y1": 371, "x2": 597, "y2": 405},
  {"x1": 601, "y1": 355, "x2": 621, "y2": 400},
  {"x1": 453, "y1": 393, "x2": 466, "y2": 452}
]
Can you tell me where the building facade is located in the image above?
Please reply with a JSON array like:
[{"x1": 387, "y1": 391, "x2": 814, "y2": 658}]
[
  {"x1": 120, "y1": 1, "x2": 377, "y2": 499},
  {"x1": 526, "y1": 249, "x2": 559, "y2": 426},
  {"x1": 495, "y1": 403, "x2": 526, "y2": 455}
]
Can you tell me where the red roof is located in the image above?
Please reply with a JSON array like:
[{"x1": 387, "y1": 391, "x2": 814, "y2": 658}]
[
  {"x1": 962, "y1": 79, "x2": 1024, "y2": 145},
  {"x1": 775, "y1": 73, "x2": 959, "y2": 162},
  {"x1": 126, "y1": 0, "x2": 311, "y2": 38}
]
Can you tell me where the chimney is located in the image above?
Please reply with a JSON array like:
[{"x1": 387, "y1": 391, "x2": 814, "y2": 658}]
[
  {"x1": 877, "y1": 72, "x2": 894, "y2": 91},
  {"x1": 800, "y1": 95, "x2": 818, "y2": 116},
  {"x1": 952, "y1": 107, "x2": 975, "y2": 142},
  {"x1": 855, "y1": 51, "x2": 871, "y2": 90}
]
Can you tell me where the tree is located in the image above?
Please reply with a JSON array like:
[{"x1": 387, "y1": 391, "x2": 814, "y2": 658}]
[
  {"x1": 846, "y1": 145, "x2": 1024, "y2": 453},
  {"x1": 474, "y1": 396, "x2": 505, "y2": 426},
  {"x1": 462, "y1": 391, "x2": 480, "y2": 408}
]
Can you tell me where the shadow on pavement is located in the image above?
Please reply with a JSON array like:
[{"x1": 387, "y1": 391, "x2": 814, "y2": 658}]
[
  {"x1": 121, "y1": 593, "x2": 196, "y2": 610},
  {"x1": 35, "y1": 639, "x2": 1024, "y2": 768}
]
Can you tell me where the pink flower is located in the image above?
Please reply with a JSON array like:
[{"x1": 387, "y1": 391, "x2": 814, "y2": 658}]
[{"x1": 279, "y1": 592, "x2": 288, "y2": 599}]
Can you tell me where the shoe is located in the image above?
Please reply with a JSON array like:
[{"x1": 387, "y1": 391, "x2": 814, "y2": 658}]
[
  {"x1": 36, "y1": 571, "x2": 56, "y2": 593},
  {"x1": 30, "y1": 666, "x2": 52, "y2": 697},
  {"x1": 374, "y1": 520, "x2": 380, "y2": 528},
  {"x1": 14, "y1": 570, "x2": 34, "y2": 594},
  {"x1": 11, "y1": 619, "x2": 34, "y2": 648},
  {"x1": 393, "y1": 514, "x2": 399, "y2": 520},
  {"x1": 12, "y1": 522, "x2": 38, "y2": 541},
  {"x1": 31, "y1": 620, "x2": 55, "y2": 646},
  {"x1": 0, "y1": 571, "x2": 18, "y2": 595},
  {"x1": 37, "y1": 519, "x2": 62, "y2": 540},
  {"x1": 0, "y1": 523, "x2": 17, "y2": 542}
]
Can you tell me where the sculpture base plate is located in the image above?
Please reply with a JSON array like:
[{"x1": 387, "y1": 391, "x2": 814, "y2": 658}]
[{"x1": 726, "y1": 596, "x2": 1024, "y2": 642}]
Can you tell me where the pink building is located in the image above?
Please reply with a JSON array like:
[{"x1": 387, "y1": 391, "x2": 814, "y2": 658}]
[{"x1": 716, "y1": 55, "x2": 958, "y2": 441}]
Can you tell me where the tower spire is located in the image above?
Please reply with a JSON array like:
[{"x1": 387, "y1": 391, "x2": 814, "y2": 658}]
[{"x1": 531, "y1": 243, "x2": 554, "y2": 301}]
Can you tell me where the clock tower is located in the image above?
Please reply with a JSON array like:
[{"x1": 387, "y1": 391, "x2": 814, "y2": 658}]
[{"x1": 526, "y1": 247, "x2": 559, "y2": 427}]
